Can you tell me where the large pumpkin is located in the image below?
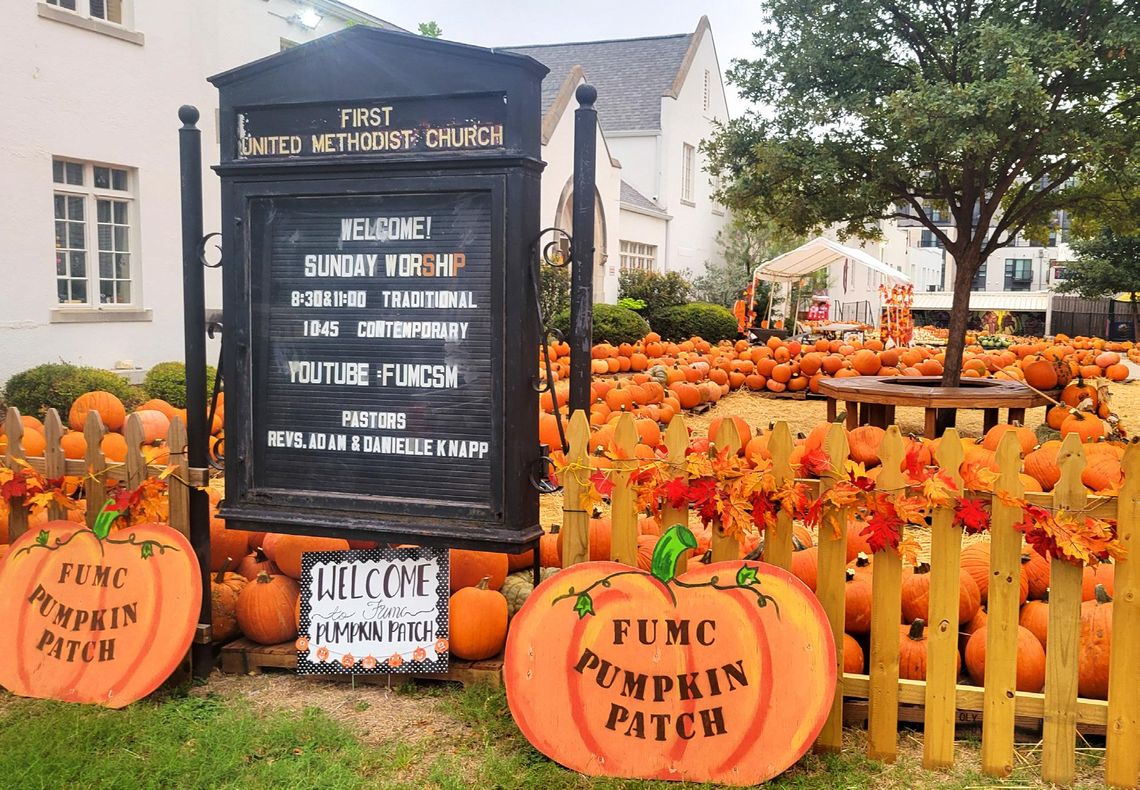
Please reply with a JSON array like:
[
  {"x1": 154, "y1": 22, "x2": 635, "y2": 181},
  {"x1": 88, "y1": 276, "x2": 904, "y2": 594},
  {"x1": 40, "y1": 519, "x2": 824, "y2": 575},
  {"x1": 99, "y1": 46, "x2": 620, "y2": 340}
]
[
  {"x1": 236, "y1": 571, "x2": 299, "y2": 645},
  {"x1": 899, "y1": 619, "x2": 959, "y2": 681},
  {"x1": 844, "y1": 569, "x2": 873, "y2": 635},
  {"x1": 450, "y1": 548, "x2": 509, "y2": 591},
  {"x1": 270, "y1": 534, "x2": 350, "y2": 580},
  {"x1": 843, "y1": 633, "x2": 865, "y2": 674},
  {"x1": 964, "y1": 624, "x2": 1046, "y2": 693},
  {"x1": 900, "y1": 562, "x2": 980, "y2": 626},
  {"x1": 1019, "y1": 594, "x2": 1049, "y2": 650},
  {"x1": 209, "y1": 515, "x2": 250, "y2": 573},
  {"x1": 1081, "y1": 562, "x2": 1115, "y2": 600},
  {"x1": 68, "y1": 390, "x2": 126, "y2": 432},
  {"x1": 0, "y1": 513, "x2": 201, "y2": 707},
  {"x1": 504, "y1": 527, "x2": 836, "y2": 786},
  {"x1": 449, "y1": 577, "x2": 508, "y2": 660}
]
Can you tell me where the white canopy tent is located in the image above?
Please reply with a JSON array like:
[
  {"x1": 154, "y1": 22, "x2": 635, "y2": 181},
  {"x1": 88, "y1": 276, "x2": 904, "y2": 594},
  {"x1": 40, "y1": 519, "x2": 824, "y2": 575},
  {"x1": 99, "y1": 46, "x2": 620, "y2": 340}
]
[
  {"x1": 751, "y1": 236, "x2": 912, "y2": 285},
  {"x1": 750, "y1": 237, "x2": 912, "y2": 331}
]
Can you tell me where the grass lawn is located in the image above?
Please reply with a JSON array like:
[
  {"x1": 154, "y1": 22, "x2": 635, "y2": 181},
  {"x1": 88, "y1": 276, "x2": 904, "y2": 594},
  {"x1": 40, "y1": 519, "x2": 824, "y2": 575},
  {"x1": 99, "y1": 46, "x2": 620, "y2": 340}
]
[{"x1": 0, "y1": 677, "x2": 1111, "y2": 789}]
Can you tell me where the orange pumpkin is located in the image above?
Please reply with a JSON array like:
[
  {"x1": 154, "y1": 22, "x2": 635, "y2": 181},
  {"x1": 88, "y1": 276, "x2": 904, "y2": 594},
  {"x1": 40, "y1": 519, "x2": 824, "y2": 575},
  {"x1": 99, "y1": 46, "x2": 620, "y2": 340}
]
[
  {"x1": 69, "y1": 390, "x2": 126, "y2": 433},
  {"x1": 0, "y1": 515, "x2": 201, "y2": 707},
  {"x1": 843, "y1": 633, "x2": 865, "y2": 674},
  {"x1": 848, "y1": 425, "x2": 885, "y2": 466},
  {"x1": 1060, "y1": 412, "x2": 1105, "y2": 442},
  {"x1": 211, "y1": 569, "x2": 248, "y2": 642},
  {"x1": 791, "y1": 545, "x2": 819, "y2": 592},
  {"x1": 236, "y1": 547, "x2": 280, "y2": 581},
  {"x1": 269, "y1": 534, "x2": 350, "y2": 580},
  {"x1": 449, "y1": 576, "x2": 508, "y2": 660},
  {"x1": 1081, "y1": 562, "x2": 1115, "y2": 600},
  {"x1": 964, "y1": 624, "x2": 1046, "y2": 692},
  {"x1": 100, "y1": 433, "x2": 129, "y2": 463},
  {"x1": 1082, "y1": 454, "x2": 1123, "y2": 492},
  {"x1": 131, "y1": 409, "x2": 171, "y2": 444},
  {"x1": 137, "y1": 398, "x2": 178, "y2": 420},
  {"x1": 210, "y1": 515, "x2": 253, "y2": 573},
  {"x1": 236, "y1": 571, "x2": 299, "y2": 645},
  {"x1": 982, "y1": 423, "x2": 1035, "y2": 455},
  {"x1": 900, "y1": 562, "x2": 981, "y2": 626},
  {"x1": 1023, "y1": 549, "x2": 1050, "y2": 600},
  {"x1": 899, "y1": 619, "x2": 958, "y2": 681},
  {"x1": 1019, "y1": 594, "x2": 1049, "y2": 650},
  {"x1": 1077, "y1": 585, "x2": 1113, "y2": 699},
  {"x1": 504, "y1": 545, "x2": 836, "y2": 786},
  {"x1": 58, "y1": 431, "x2": 87, "y2": 460},
  {"x1": 844, "y1": 569, "x2": 873, "y2": 635},
  {"x1": 1023, "y1": 442, "x2": 1061, "y2": 491},
  {"x1": 450, "y1": 548, "x2": 509, "y2": 591}
]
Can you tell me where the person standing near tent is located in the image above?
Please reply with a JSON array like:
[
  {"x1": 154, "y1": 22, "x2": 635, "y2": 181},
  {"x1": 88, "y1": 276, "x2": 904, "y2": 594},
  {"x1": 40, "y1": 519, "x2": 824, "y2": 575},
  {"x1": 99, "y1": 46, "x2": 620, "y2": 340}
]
[{"x1": 733, "y1": 298, "x2": 747, "y2": 334}]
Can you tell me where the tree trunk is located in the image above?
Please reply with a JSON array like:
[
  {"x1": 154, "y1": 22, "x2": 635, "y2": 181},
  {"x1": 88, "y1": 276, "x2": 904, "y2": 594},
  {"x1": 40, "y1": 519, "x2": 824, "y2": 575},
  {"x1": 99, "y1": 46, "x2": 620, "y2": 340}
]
[{"x1": 940, "y1": 252, "x2": 982, "y2": 385}]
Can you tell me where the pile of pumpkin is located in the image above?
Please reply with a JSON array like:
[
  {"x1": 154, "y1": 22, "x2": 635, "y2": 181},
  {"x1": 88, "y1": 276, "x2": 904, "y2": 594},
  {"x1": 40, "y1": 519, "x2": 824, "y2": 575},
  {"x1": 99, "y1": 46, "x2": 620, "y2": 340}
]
[
  {"x1": 539, "y1": 332, "x2": 1134, "y2": 399},
  {"x1": 0, "y1": 389, "x2": 225, "y2": 466}
]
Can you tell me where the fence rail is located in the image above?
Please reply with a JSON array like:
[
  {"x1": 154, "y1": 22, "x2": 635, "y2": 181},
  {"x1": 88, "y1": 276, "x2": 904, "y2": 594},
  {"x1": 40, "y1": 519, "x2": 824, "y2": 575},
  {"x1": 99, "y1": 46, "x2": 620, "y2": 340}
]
[{"x1": 558, "y1": 409, "x2": 1139, "y2": 788}]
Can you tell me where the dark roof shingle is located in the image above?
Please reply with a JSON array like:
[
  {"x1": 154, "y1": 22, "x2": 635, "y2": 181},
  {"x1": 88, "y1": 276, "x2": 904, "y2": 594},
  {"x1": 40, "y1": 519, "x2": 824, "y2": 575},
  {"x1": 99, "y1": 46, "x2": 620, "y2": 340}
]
[
  {"x1": 620, "y1": 181, "x2": 665, "y2": 214},
  {"x1": 505, "y1": 33, "x2": 692, "y2": 132}
]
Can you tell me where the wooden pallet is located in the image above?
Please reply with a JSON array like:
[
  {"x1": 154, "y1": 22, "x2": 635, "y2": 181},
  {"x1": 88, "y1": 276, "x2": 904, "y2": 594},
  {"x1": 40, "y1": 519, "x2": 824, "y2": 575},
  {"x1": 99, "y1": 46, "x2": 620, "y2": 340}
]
[{"x1": 218, "y1": 638, "x2": 503, "y2": 687}]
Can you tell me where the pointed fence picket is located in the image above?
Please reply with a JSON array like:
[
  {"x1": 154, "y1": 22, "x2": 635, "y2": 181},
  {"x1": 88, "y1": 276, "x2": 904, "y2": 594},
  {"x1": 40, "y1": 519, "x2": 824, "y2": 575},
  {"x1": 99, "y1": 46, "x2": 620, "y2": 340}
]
[{"x1": 556, "y1": 408, "x2": 1139, "y2": 789}]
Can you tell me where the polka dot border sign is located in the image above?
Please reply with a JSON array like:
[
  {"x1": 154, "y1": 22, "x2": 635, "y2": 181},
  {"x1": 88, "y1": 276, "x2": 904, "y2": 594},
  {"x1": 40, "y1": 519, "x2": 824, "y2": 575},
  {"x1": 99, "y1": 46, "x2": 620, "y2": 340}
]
[{"x1": 297, "y1": 547, "x2": 449, "y2": 676}]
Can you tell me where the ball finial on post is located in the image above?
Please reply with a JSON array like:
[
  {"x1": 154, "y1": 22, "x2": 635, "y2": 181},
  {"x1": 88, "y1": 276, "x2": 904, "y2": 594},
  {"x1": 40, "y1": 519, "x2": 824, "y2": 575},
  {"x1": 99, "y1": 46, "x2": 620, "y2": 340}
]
[
  {"x1": 575, "y1": 83, "x2": 597, "y2": 108},
  {"x1": 178, "y1": 105, "x2": 200, "y2": 127}
]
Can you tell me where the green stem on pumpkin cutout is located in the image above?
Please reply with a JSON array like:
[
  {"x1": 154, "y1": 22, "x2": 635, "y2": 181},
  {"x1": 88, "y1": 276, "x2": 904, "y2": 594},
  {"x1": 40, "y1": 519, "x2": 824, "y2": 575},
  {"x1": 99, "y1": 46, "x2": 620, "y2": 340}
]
[
  {"x1": 92, "y1": 499, "x2": 123, "y2": 540},
  {"x1": 650, "y1": 524, "x2": 698, "y2": 584}
]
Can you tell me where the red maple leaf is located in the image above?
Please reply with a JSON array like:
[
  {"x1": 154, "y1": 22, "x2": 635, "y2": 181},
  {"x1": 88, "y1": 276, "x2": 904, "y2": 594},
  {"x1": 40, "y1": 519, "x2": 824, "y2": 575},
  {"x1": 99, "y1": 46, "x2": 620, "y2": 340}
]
[
  {"x1": 953, "y1": 498, "x2": 991, "y2": 534},
  {"x1": 660, "y1": 476, "x2": 690, "y2": 509},
  {"x1": 1, "y1": 475, "x2": 28, "y2": 501},
  {"x1": 589, "y1": 470, "x2": 615, "y2": 499},
  {"x1": 687, "y1": 478, "x2": 719, "y2": 525},
  {"x1": 903, "y1": 443, "x2": 933, "y2": 482},
  {"x1": 801, "y1": 448, "x2": 830, "y2": 477},
  {"x1": 861, "y1": 506, "x2": 904, "y2": 554},
  {"x1": 848, "y1": 470, "x2": 876, "y2": 492},
  {"x1": 751, "y1": 493, "x2": 776, "y2": 531}
]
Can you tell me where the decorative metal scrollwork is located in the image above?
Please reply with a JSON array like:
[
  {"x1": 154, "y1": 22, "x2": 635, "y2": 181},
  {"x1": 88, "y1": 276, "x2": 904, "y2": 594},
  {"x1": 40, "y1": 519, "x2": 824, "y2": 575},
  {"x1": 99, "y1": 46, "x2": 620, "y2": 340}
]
[
  {"x1": 533, "y1": 227, "x2": 572, "y2": 268},
  {"x1": 199, "y1": 232, "x2": 223, "y2": 268},
  {"x1": 529, "y1": 451, "x2": 561, "y2": 494}
]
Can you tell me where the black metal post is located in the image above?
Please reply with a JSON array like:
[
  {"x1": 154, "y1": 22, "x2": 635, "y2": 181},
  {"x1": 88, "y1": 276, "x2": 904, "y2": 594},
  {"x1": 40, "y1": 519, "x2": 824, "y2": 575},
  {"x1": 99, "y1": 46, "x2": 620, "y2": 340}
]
[
  {"x1": 568, "y1": 84, "x2": 598, "y2": 414},
  {"x1": 178, "y1": 105, "x2": 213, "y2": 678}
]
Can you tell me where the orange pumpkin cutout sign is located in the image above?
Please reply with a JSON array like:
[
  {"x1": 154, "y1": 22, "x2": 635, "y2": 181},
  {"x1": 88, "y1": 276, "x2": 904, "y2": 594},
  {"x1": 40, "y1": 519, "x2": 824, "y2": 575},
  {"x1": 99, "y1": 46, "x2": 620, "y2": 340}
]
[
  {"x1": 0, "y1": 503, "x2": 201, "y2": 708},
  {"x1": 504, "y1": 525, "x2": 836, "y2": 786}
]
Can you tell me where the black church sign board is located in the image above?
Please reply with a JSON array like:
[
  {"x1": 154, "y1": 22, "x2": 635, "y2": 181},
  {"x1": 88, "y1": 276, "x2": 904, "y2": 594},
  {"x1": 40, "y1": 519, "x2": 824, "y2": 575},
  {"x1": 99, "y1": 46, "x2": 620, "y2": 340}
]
[{"x1": 210, "y1": 27, "x2": 547, "y2": 552}]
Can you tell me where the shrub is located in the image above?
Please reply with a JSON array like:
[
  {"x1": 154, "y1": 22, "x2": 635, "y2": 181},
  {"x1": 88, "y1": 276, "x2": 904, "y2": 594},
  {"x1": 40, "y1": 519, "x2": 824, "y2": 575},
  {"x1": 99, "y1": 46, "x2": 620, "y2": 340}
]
[
  {"x1": 2, "y1": 363, "x2": 142, "y2": 419},
  {"x1": 143, "y1": 361, "x2": 218, "y2": 408},
  {"x1": 651, "y1": 302, "x2": 740, "y2": 343},
  {"x1": 618, "y1": 270, "x2": 694, "y2": 321},
  {"x1": 539, "y1": 261, "x2": 571, "y2": 323},
  {"x1": 550, "y1": 303, "x2": 650, "y2": 346}
]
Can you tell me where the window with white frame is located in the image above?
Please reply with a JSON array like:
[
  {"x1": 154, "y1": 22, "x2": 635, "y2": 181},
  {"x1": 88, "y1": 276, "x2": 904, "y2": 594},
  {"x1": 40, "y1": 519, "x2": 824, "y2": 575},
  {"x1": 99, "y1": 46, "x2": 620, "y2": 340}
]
[
  {"x1": 46, "y1": 0, "x2": 125, "y2": 24},
  {"x1": 52, "y1": 158, "x2": 137, "y2": 306},
  {"x1": 681, "y1": 143, "x2": 695, "y2": 203},
  {"x1": 619, "y1": 241, "x2": 657, "y2": 271}
]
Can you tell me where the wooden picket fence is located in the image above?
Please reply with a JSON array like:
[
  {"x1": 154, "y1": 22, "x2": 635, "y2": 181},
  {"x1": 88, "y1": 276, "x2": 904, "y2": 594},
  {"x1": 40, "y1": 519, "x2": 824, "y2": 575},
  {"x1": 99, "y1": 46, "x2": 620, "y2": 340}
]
[
  {"x1": 1, "y1": 406, "x2": 205, "y2": 546},
  {"x1": 559, "y1": 409, "x2": 1139, "y2": 788}
]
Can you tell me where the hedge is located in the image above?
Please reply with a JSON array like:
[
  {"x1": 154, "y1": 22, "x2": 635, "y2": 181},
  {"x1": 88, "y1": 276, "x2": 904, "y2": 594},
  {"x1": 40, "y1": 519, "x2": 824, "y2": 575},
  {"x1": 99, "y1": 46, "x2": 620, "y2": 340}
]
[
  {"x1": 650, "y1": 302, "x2": 739, "y2": 343},
  {"x1": 550, "y1": 303, "x2": 651, "y2": 346},
  {"x1": 2, "y1": 363, "x2": 142, "y2": 419},
  {"x1": 143, "y1": 361, "x2": 218, "y2": 409}
]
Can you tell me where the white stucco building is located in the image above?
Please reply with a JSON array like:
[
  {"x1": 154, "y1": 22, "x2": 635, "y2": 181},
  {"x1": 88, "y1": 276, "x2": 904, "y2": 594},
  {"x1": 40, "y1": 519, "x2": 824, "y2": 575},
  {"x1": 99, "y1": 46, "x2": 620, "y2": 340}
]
[
  {"x1": 0, "y1": 0, "x2": 402, "y2": 385},
  {"x1": 510, "y1": 16, "x2": 732, "y2": 302}
]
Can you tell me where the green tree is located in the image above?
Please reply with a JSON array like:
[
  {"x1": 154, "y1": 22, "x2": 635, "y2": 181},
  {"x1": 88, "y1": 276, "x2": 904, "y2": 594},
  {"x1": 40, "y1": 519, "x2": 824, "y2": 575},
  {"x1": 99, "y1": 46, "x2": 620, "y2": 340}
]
[
  {"x1": 617, "y1": 270, "x2": 694, "y2": 322},
  {"x1": 705, "y1": 0, "x2": 1138, "y2": 383},
  {"x1": 694, "y1": 215, "x2": 803, "y2": 312},
  {"x1": 1057, "y1": 232, "x2": 1140, "y2": 342},
  {"x1": 417, "y1": 21, "x2": 443, "y2": 38}
]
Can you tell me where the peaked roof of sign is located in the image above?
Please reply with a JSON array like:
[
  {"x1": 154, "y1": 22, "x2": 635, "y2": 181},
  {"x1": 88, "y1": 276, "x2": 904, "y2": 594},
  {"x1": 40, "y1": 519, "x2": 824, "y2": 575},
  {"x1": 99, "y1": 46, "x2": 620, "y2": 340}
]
[{"x1": 504, "y1": 17, "x2": 709, "y2": 133}]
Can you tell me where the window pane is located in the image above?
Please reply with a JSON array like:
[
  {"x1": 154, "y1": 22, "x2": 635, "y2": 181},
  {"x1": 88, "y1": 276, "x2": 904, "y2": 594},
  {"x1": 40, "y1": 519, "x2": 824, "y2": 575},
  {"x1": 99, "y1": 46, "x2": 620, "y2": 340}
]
[
  {"x1": 57, "y1": 280, "x2": 69, "y2": 302},
  {"x1": 113, "y1": 201, "x2": 128, "y2": 223},
  {"x1": 90, "y1": 0, "x2": 105, "y2": 19},
  {"x1": 115, "y1": 280, "x2": 130, "y2": 303},
  {"x1": 67, "y1": 195, "x2": 84, "y2": 219},
  {"x1": 111, "y1": 168, "x2": 127, "y2": 190},
  {"x1": 97, "y1": 200, "x2": 111, "y2": 222},
  {"x1": 99, "y1": 252, "x2": 113, "y2": 278},
  {"x1": 73, "y1": 279, "x2": 87, "y2": 302},
  {"x1": 93, "y1": 166, "x2": 110, "y2": 189},
  {"x1": 72, "y1": 251, "x2": 86, "y2": 277},
  {"x1": 100, "y1": 279, "x2": 114, "y2": 303},
  {"x1": 98, "y1": 224, "x2": 112, "y2": 252},
  {"x1": 54, "y1": 194, "x2": 66, "y2": 218},
  {"x1": 52, "y1": 160, "x2": 64, "y2": 183},
  {"x1": 113, "y1": 226, "x2": 129, "y2": 251},
  {"x1": 66, "y1": 162, "x2": 83, "y2": 185},
  {"x1": 55, "y1": 222, "x2": 67, "y2": 248},
  {"x1": 49, "y1": 0, "x2": 78, "y2": 9},
  {"x1": 115, "y1": 253, "x2": 130, "y2": 278},
  {"x1": 68, "y1": 221, "x2": 85, "y2": 248},
  {"x1": 56, "y1": 252, "x2": 67, "y2": 276}
]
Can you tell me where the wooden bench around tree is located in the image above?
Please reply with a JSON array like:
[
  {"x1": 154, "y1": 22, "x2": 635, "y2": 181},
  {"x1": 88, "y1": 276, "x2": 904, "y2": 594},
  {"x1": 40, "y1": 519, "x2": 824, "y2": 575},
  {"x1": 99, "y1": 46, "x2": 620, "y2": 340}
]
[{"x1": 817, "y1": 376, "x2": 1052, "y2": 438}]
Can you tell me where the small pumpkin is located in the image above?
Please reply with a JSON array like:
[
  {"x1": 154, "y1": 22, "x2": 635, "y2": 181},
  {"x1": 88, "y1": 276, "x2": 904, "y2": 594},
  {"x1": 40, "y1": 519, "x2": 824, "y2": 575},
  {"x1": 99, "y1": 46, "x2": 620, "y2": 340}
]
[
  {"x1": 964, "y1": 624, "x2": 1046, "y2": 692},
  {"x1": 843, "y1": 569, "x2": 873, "y2": 635},
  {"x1": 235, "y1": 571, "x2": 299, "y2": 645},
  {"x1": 790, "y1": 545, "x2": 818, "y2": 592},
  {"x1": 211, "y1": 568, "x2": 248, "y2": 642},
  {"x1": 1019, "y1": 591, "x2": 1049, "y2": 650},
  {"x1": 899, "y1": 619, "x2": 958, "y2": 681},
  {"x1": 1081, "y1": 562, "x2": 1115, "y2": 601},
  {"x1": 449, "y1": 576, "x2": 508, "y2": 660},
  {"x1": 540, "y1": 526, "x2": 562, "y2": 567},
  {"x1": 1077, "y1": 585, "x2": 1113, "y2": 699},
  {"x1": 1022, "y1": 549, "x2": 1050, "y2": 600},
  {"x1": 960, "y1": 605, "x2": 987, "y2": 656},
  {"x1": 210, "y1": 515, "x2": 251, "y2": 573},
  {"x1": 900, "y1": 562, "x2": 981, "y2": 626},
  {"x1": 843, "y1": 633, "x2": 865, "y2": 674},
  {"x1": 450, "y1": 548, "x2": 509, "y2": 591},
  {"x1": 236, "y1": 547, "x2": 280, "y2": 581}
]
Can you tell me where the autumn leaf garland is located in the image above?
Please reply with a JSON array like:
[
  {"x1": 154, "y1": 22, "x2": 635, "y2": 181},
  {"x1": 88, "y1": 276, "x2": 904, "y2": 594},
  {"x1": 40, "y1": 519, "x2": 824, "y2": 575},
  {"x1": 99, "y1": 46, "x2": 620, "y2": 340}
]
[{"x1": 553, "y1": 443, "x2": 1126, "y2": 566}]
